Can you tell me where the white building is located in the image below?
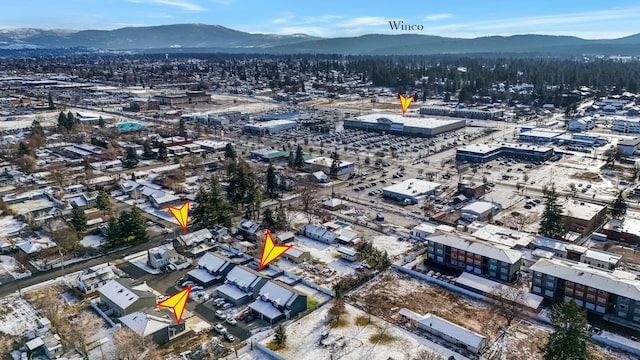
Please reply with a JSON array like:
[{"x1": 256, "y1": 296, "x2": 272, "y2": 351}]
[
  {"x1": 612, "y1": 118, "x2": 640, "y2": 134},
  {"x1": 461, "y1": 201, "x2": 499, "y2": 222},
  {"x1": 382, "y1": 178, "x2": 440, "y2": 204},
  {"x1": 568, "y1": 117, "x2": 596, "y2": 132},
  {"x1": 617, "y1": 138, "x2": 640, "y2": 156},
  {"x1": 304, "y1": 156, "x2": 355, "y2": 177},
  {"x1": 76, "y1": 264, "x2": 118, "y2": 296}
]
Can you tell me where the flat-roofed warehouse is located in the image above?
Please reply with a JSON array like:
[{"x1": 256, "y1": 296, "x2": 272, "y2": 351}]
[{"x1": 343, "y1": 113, "x2": 466, "y2": 137}]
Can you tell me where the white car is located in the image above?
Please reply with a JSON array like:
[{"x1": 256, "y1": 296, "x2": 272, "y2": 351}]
[
  {"x1": 191, "y1": 286, "x2": 204, "y2": 292},
  {"x1": 222, "y1": 302, "x2": 233, "y2": 310},
  {"x1": 213, "y1": 324, "x2": 227, "y2": 334},
  {"x1": 226, "y1": 317, "x2": 237, "y2": 326},
  {"x1": 215, "y1": 310, "x2": 226, "y2": 319}
]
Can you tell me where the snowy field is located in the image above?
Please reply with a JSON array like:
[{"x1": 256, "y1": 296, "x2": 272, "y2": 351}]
[
  {"x1": 368, "y1": 235, "x2": 414, "y2": 258},
  {"x1": 80, "y1": 234, "x2": 106, "y2": 248},
  {"x1": 292, "y1": 235, "x2": 358, "y2": 276},
  {"x1": 262, "y1": 303, "x2": 454, "y2": 360},
  {"x1": 0, "y1": 294, "x2": 41, "y2": 336},
  {"x1": 0, "y1": 255, "x2": 31, "y2": 280}
]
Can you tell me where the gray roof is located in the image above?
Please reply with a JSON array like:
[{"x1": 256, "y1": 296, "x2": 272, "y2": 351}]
[
  {"x1": 97, "y1": 279, "x2": 154, "y2": 310},
  {"x1": 427, "y1": 234, "x2": 522, "y2": 264},
  {"x1": 217, "y1": 283, "x2": 251, "y2": 301},
  {"x1": 197, "y1": 252, "x2": 231, "y2": 274},
  {"x1": 258, "y1": 280, "x2": 302, "y2": 308},
  {"x1": 225, "y1": 266, "x2": 263, "y2": 290},
  {"x1": 399, "y1": 309, "x2": 486, "y2": 350},
  {"x1": 530, "y1": 258, "x2": 640, "y2": 301}
]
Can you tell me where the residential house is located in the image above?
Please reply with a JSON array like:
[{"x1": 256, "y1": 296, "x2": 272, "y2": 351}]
[
  {"x1": 530, "y1": 257, "x2": 640, "y2": 330},
  {"x1": 299, "y1": 224, "x2": 337, "y2": 244},
  {"x1": 118, "y1": 308, "x2": 186, "y2": 345},
  {"x1": 148, "y1": 246, "x2": 190, "y2": 271},
  {"x1": 399, "y1": 309, "x2": 488, "y2": 354},
  {"x1": 337, "y1": 247, "x2": 357, "y2": 262},
  {"x1": 282, "y1": 247, "x2": 311, "y2": 263},
  {"x1": 76, "y1": 263, "x2": 118, "y2": 298},
  {"x1": 425, "y1": 234, "x2": 522, "y2": 282},
  {"x1": 177, "y1": 228, "x2": 213, "y2": 248},
  {"x1": 216, "y1": 265, "x2": 268, "y2": 305},
  {"x1": 97, "y1": 279, "x2": 156, "y2": 317},
  {"x1": 248, "y1": 280, "x2": 307, "y2": 324},
  {"x1": 187, "y1": 252, "x2": 234, "y2": 287},
  {"x1": 237, "y1": 218, "x2": 261, "y2": 237}
]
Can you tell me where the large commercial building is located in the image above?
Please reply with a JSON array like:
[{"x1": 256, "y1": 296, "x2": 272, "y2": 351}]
[
  {"x1": 343, "y1": 113, "x2": 465, "y2": 137},
  {"x1": 304, "y1": 156, "x2": 355, "y2": 176},
  {"x1": 530, "y1": 257, "x2": 640, "y2": 330},
  {"x1": 456, "y1": 143, "x2": 554, "y2": 163},
  {"x1": 425, "y1": 234, "x2": 522, "y2": 282},
  {"x1": 382, "y1": 178, "x2": 440, "y2": 204},
  {"x1": 154, "y1": 91, "x2": 210, "y2": 106},
  {"x1": 612, "y1": 117, "x2": 640, "y2": 134},
  {"x1": 244, "y1": 119, "x2": 297, "y2": 135}
]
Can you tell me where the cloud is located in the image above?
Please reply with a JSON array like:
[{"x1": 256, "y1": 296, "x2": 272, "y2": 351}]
[
  {"x1": 125, "y1": 0, "x2": 204, "y2": 12},
  {"x1": 271, "y1": 12, "x2": 294, "y2": 24},
  {"x1": 335, "y1": 17, "x2": 389, "y2": 28},
  {"x1": 424, "y1": 6, "x2": 640, "y2": 38},
  {"x1": 424, "y1": 13, "x2": 453, "y2": 21}
]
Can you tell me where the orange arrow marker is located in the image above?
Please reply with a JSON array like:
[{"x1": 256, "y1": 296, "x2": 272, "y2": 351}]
[
  {"x1": 259, "y1": 230, "x2": 292, "y2": 270},
  {"x1": 168, "y1": 200, "x2": 190, "y2": 232},
  {"x1": 399, "y1": 93, "x2": 414, "y2": 114},
  {"x1": 157, "y1": 285, "x2": 191, "y2": 324}
]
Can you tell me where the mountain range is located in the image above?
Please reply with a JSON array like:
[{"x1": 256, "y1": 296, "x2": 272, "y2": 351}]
[{"x1": 1, "y1": 24, "x2": 640, "y2": 55}]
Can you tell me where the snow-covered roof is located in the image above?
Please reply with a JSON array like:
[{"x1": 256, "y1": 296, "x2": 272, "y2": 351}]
[
  {"x1": 237, "y1": 218, "x2": 260, "y2": 234},
  {"x1": 399, "y1": 309, "x2": 486, "y2": 350},
  {"x1": 530, "y1": 258, "x2": 640, "y2": 300},
  {"x1": 197, "y1": 252, "x2": 231, "y2": 274},
  {"x1": 187, "y1": 268, "x2": 221, "y2": 284},
  {"x1": 178, "y1": 228, "x2": 212, "y2": 247},
  {"x1": 382, "y1": 178, "x2": 440, "y2": 197},
  {"x1": 471, "y1": 223, "x2": 534, "y2": 248},
  {"x1": 216, "y1": 283, "x2": 251, "y2": 301},
  {"x1": 257, "y1": 280, "x2": 300, "y2": 308},
  {"x1": 225, "y1": 266, "x2": 263, "y2": 290},
  {"x1": 97, "y1": 279, "x2": 154, "y2": 310},
  {"x1": 16, "y1": 236, "x2": 56, "y2": 254},
  {"x1": 249, "y1": 299, "x2": 283, "y2": 320},
  {"x1": 284, "y1": 247, "x2": 307, "y2": 258},
  {"x1": 461, "y1": 201, "x2": 494, "y2": 216},
  {"x1": 427, "y1": 234, "x2": 522, "y2": 264},
  {"x1": 455, "y1": 272, "x2": 543, "y2": 309},
  {"x1": 118, "y1": 311, "x2": 173, "y2": 337}
]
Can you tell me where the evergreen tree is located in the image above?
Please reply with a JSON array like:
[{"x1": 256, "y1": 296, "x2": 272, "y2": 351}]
[
  {"x1": 224, "y1": 143, "x2": 237, "y2": 160},
  {"x1": 67, "y1": 111, "x2": 77, "y2": 126},
  {"x1": 611, "y1": 191, "x2": 628, "y2": 219},
  {"x1": 143, "y1": 142, "x2": 155, "y2": 159},
  {"x1": 288, "y1": 150, "x2": 295, "y2": 168},
  {"x1": 294, "y1": 145, "x2": 304, "y2": 169},
  {"x1": 105, "y1": 217, "x2": 121, "y2": 245},
  {"x1": 540, "y1": 300, "x2": 590, "y2": 360},
  {"x1": 70, "y1": 206, "x2": 87, "y2": 233},
  {"x1": 539, "y1": 185, "x2": 565, "y2": 239},
  {"x1": 98, "y1": 116, "x2": 105, "y2": 128},
  {"x1": 266, "y1": 164, "x2": 277, "y2": 198},
  {"x1": 157, "y1": 142, "x2": 167, "y2": 160},
  {"x1": 275, "y1": 203, "x2": 287, "y2": 230},
  {"x1": 48, "y1": 92, "x2": 55, "y2": 109},
  {"x1": 192, "y1": 177, "x2": 231, "y2": 229},
  {"x1": 329, "y1": 151, "x2": 341, "y2": 177},
  {"x1": 29, "y1": 120, "x2": 46, "y2": 148},
  {"x1": 122, "y1": 147, "x2": 139, "y2": 168},
  {"x1": 273, "y1": 324, "x2": 287, "y2": 349},
  {"x1": 96, "y1": 188, "x2": 111, "y2": 216},
  {"x1": 178, "y1": 118, "x2": 187, "y2": 137},
  {"x1": 57, "y1": 111, "x2": 69, "y2": 130},
  {"x1": 17, "y1": 141, "x2": 32, "y2": 157},
  {"x1": 129, "y1": 206, "x2": 149, "y2": 242},
  {"x1": 263, "y1": 208, "x2": 276, "y2": 228}
]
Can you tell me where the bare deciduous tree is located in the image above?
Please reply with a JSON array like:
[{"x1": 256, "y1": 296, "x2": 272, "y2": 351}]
[
  {"x1": 112, "y1": 327, "x2": 145, "y2": 360},
  {"x1": 0, "y1": 333, "x2": 15, "y2": 357},
  {"x1": 297, "y1": 179, "x2": 318, "y2": 224},
  {"x1": 490, "y1": 285, "x2": 526, "y2": 328},
  {"x1": 412, "y1": 348, "x2": 445, "y2": 360},
  {"x1": 68, "y1": 311, "x2": 103, "y2": 356}
]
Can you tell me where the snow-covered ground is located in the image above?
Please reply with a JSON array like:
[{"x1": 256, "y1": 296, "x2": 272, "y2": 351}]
[
  {"x1": 292, "y1": 235, "x2": 358, "y2": 276},
  {"x1": 0, "y1": 215, "x2": 26, "y2": 236},
  {"x1": 0, "y1": 255, "x2": 31, "y2": 280},
  {"x1": 264, "y1": 303, "x2": 463, "y2": 360},
  {"x1": 368, "y1": 235, "x2": 414, "y2": 258},
  {"x1": 124, "y1": 250, "x2": 162, "y2": 275},
  {"x1": 80, "y1": 234, "x2": 106, "y2": 248},
  {"x1": 0, "y1": 294, "x2": 41, "y2": 336}
]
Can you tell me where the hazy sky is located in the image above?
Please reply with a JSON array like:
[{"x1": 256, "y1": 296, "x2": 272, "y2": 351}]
[{"x1": 3, "y1": 0, "x2": 640, "y2": 39}]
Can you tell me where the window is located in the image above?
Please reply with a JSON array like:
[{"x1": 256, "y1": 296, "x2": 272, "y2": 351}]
[
  {"x1": 586, "y1": 294, "x2": 595, "y2": 301},
  {"x1": 546, "y1": 280, "x2": 555, "y2": 289},
  {"x1": 566, "y1": 281, "x2": 574, "y2": 286},
  {"x1": 533, "y1": 277, "x2": 541, "y2": 286},
  {"x1": 575, "y1": 291, "x2": 584, "y2": 298},
  {"x1": 619, "y1": 303, "x2": 629, "y2": 311}
]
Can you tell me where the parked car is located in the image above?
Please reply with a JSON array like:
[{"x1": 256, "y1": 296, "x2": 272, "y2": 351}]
[
  {"x1": 191, "y1": 286, "x2": 204, "y2": 292},
  {"x1": 224, "y1": 333, "x2": 236, "y2": 342},
  {"x1": 244, "y1": 315, "x2": 255, "y2": 323},
  {"x1": 181, "y1": 281, "x2": 195, "y2": 288},
  {"x1": 222, "y1": 302, "x2": 233, "y2": 310},
  {"x1": 215, "y1": 310, "x2": 226, "y2": 319},
  {"x1": 213, "y1": 298, "x2": 226, "y2": 306},
  {"x1": 226, "y1": 317, "x2": 237, "y2": 326},
  {"x1": 213, "y1": 324, "x2": 227, "y2": 334}
]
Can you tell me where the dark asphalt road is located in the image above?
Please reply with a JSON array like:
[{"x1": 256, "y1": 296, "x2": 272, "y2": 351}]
[{"x1": 0, "y1": 232, "x2": 174, "y2": 298}]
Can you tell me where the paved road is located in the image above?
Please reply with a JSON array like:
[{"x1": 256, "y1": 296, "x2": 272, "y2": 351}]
[{"x1": 0, "y1": 231, "x2": 175, "y2": 298}]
